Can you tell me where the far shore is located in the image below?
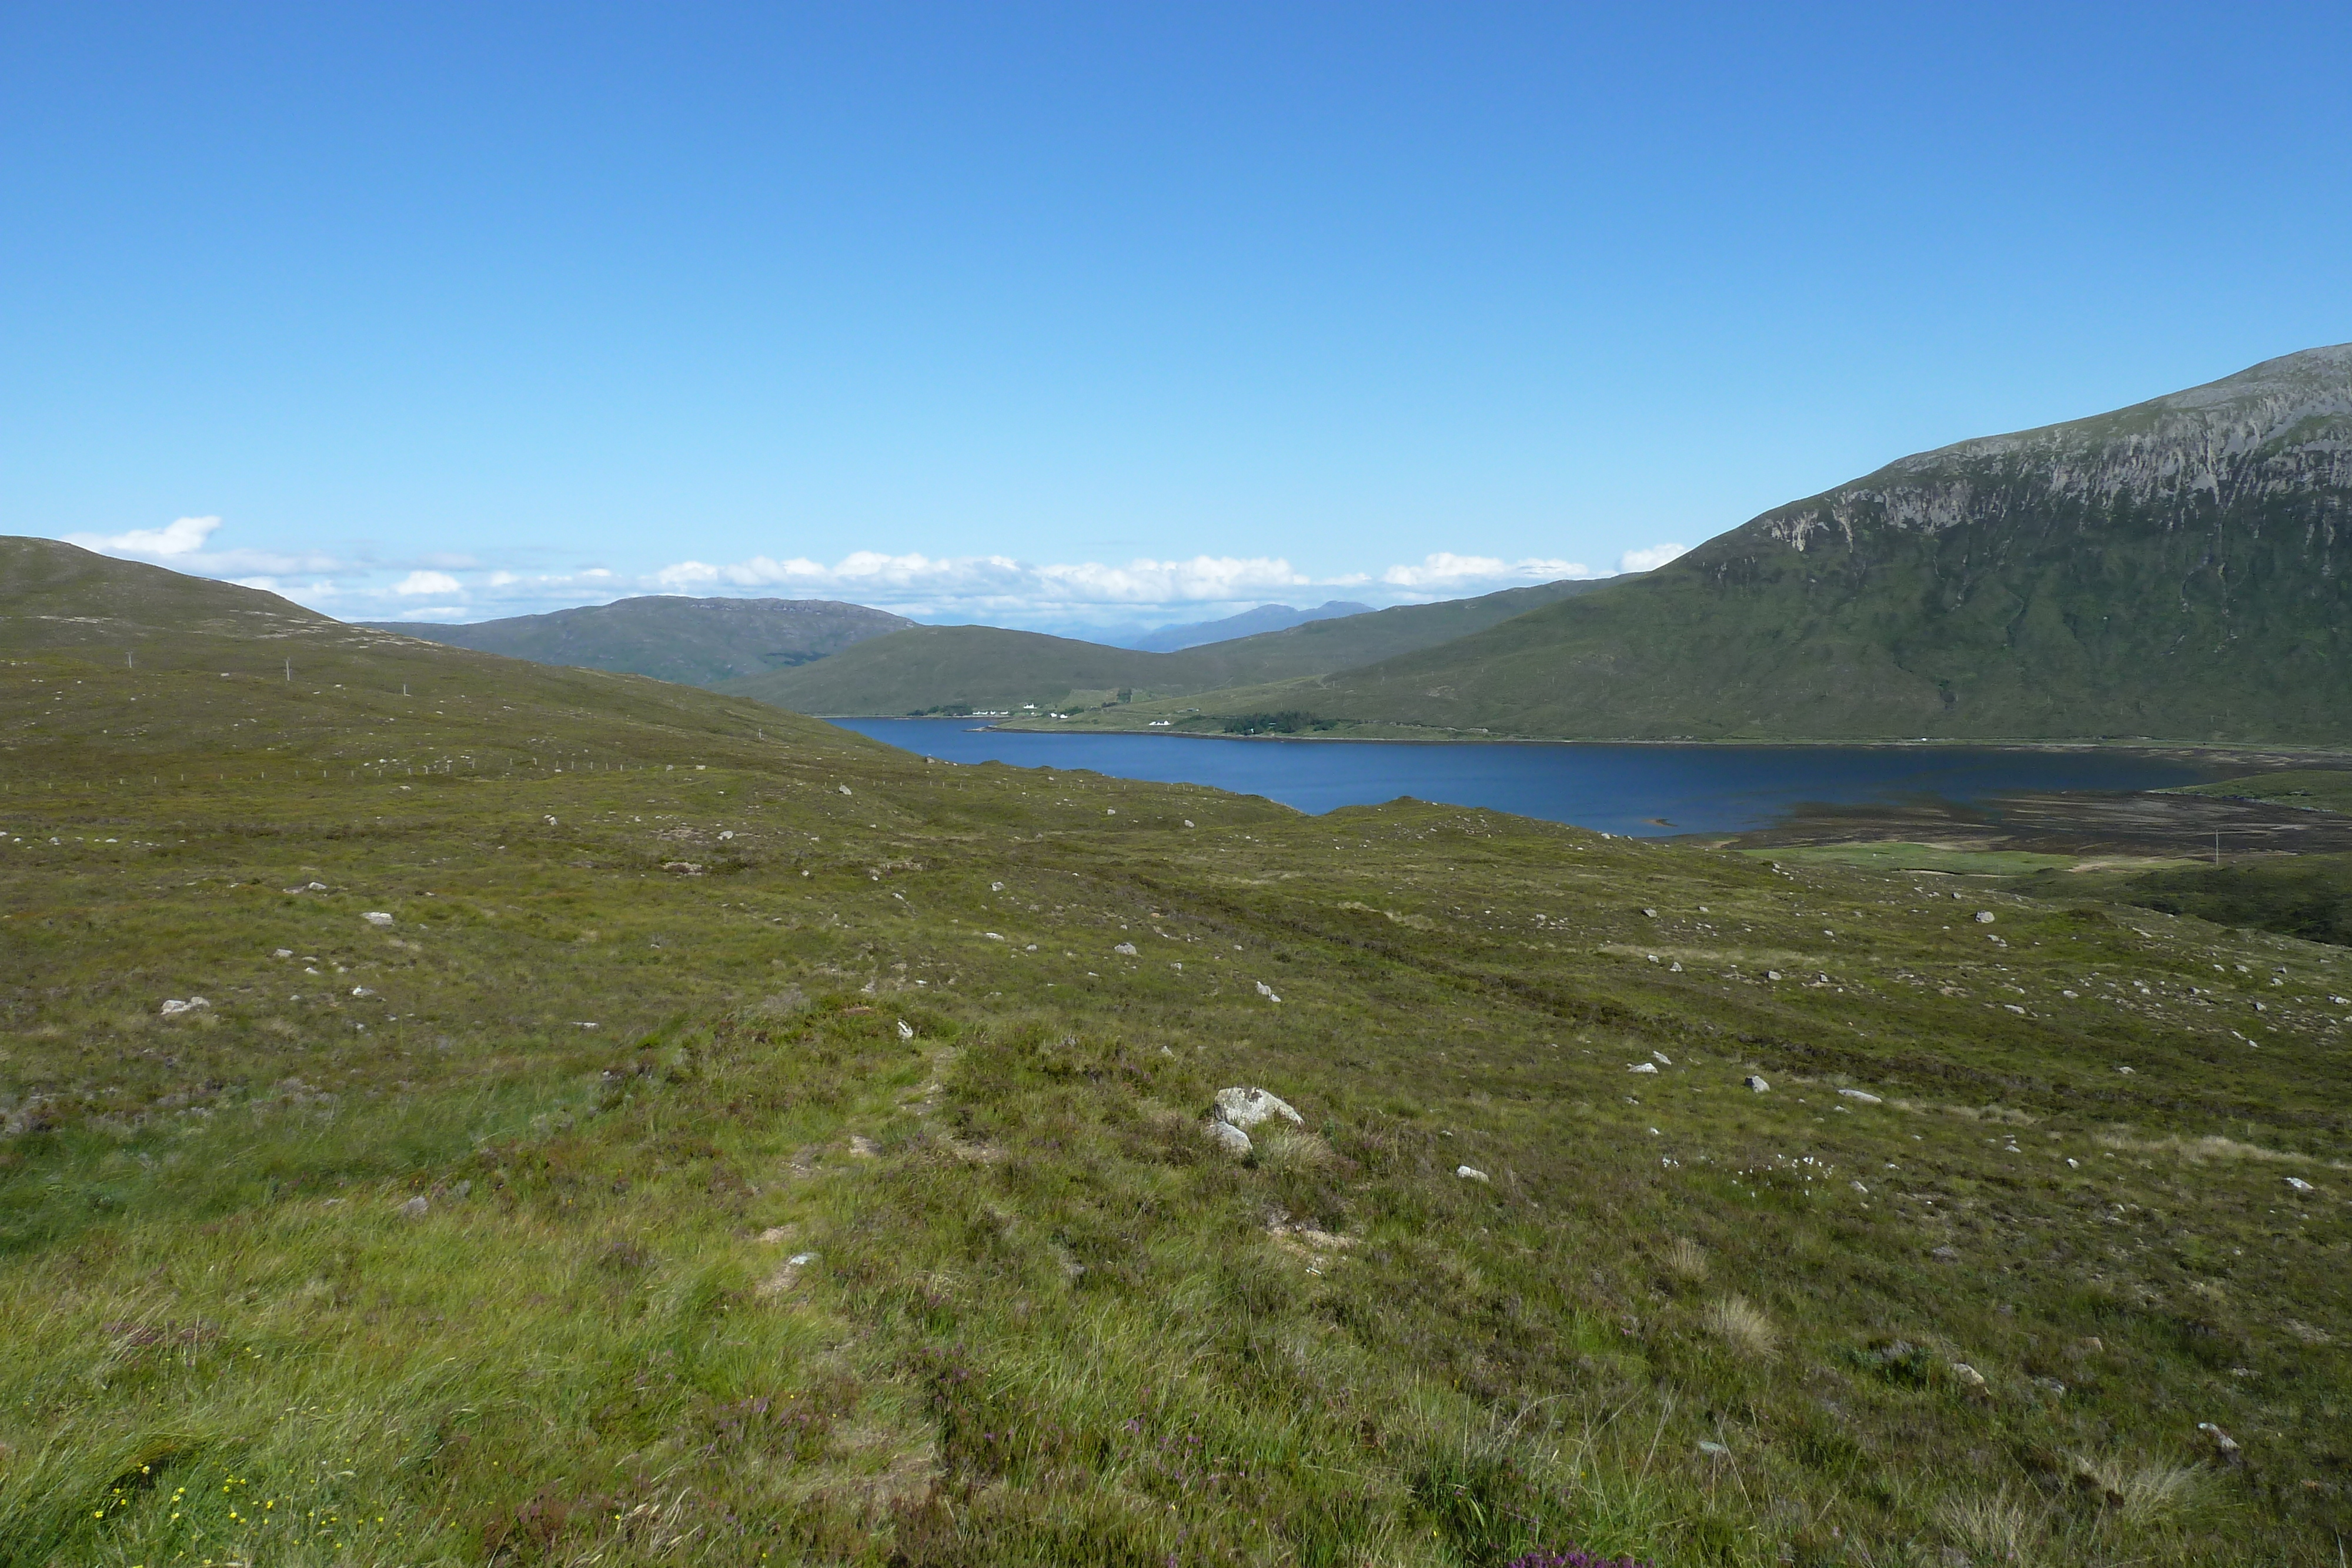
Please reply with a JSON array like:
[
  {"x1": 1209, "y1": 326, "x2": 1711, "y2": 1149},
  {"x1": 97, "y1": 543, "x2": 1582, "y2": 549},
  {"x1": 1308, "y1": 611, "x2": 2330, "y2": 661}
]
[{"x1": 822, "y1": 714, "x2": 2352, "y2": 767}]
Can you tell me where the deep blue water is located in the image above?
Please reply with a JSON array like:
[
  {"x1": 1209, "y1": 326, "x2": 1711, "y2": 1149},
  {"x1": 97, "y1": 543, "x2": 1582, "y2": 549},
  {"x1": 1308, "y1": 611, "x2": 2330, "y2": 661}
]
[{"x1": 830, "y1": 720, "x2": 2222, "y2": 838}]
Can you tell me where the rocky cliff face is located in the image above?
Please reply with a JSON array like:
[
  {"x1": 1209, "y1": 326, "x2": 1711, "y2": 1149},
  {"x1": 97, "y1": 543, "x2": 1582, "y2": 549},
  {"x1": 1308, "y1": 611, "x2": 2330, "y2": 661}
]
[{"x1": 1735, "y1": 344, "x2": 2352, "y2": 556}]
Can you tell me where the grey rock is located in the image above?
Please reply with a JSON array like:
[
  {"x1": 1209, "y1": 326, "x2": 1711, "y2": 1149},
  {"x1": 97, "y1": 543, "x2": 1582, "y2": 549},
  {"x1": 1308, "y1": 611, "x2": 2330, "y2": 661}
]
[
  {"x1": 1112, "y1": 942, "x2": 1139, "y2": 956},
  {"x1": 1203, "y1": 1119, "x2": 1253, "y2": 1158},
  {"x1": 399, "y1": 1196, "x2": 429, "y2": 1218},
  {"x1": 1743, "y1": 1075, "x2": 1770, "y2": 1092},
  {"x1": 1456, "y1": 1165, "x2": 1489, "y2": 1182},
  {"x1": 1837, "y1": 1088, "x2": 1882, "y2": 1105}
]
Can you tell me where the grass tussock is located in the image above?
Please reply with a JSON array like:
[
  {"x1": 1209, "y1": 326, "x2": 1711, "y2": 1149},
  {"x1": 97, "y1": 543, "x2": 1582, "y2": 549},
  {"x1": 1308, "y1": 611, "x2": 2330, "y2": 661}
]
[
  {"x1": 1663, "y1": 1237, "x2": 1708, "y2": 1282},
  {"x1": 1936, "y1": 1488, "x2": 2046, "y2": 1564},
  {"x1": 1700, "y1": 1295, "x2": 1775, "y2": 1358}
]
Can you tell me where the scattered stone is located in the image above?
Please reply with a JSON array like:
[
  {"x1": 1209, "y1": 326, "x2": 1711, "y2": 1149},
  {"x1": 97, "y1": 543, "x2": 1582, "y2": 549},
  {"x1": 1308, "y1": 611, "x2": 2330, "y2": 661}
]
[
  {"x1": 1765, "y1": 970, "x2": 1782, "y2": 981},
  {"x1": 847, "y1": 1135, "x2": 881, "y2": 1158},
  {"x1": 272, "y1": 948, "x2": 293, "y2": 958},
  {"x1": 1837, "y1": 1088, "x2": 1882, "y2": 1105},
  {"x1": 1697, "y1": 1440, "x2": 1730, "y2": 1456},
  {"x1": 660, "y1": 861, "x2": 704, "y2": 875},
  {"x1": 1930, "y1": 1245, "x2": 1961, "y2": 1261},
  {"x1": 350, "y1": 986, "x2": 375, "y2": 998},
  {"x1": 984, "y1": 931, "x2": 1005, "y2": 940},
  {"x1": 1456, "y1": 1165, "x2": 1489, "y2": 1182},
  {"x1": 896, "y1": 1019, "x2": 916, "y2": 1041},
  {"x1": 2199, "y1": 1422, "x2": 2243, "y2": 1463},
  {"x1": 2285, "y1": 1175, "x2": 2316, "y2": 1193},
  {"x1": 2033, "y1": 1377, "x2": 2066, "y2": 1397},
  {"x1": 1950, "y1": 1362, "x2": 1987, "y2": 1389},
  {"x1": 2116, "y1": 1065, "x2": 2135, "y2": 1074},
  {"x1": 837, "y1": 785, "x2": 852, "y2": 796},
  {"x1": 399, "y1": 1196, "x2": 429, "y2": 1219},
  {"x1": 757, "y1": 1226, "x2": 795, "y2": 1244},
  {"x1": 1743, "y1": 1075, "x2": 1770, "y2": 1093},
  {"x1": 1628, "y1": 1062, "x2": 1659, "y2": 1074},
  {"x1": 363, "y1": 911, "x2": 394, "y2": 926},
  {"x1": 1255, "y1": 980, "x2": 1281, "y2": 1002},
  {"x1": 1214, "y1": 1087, "x2": 1304, "y2": 1130},
  {"x1": 1203, "y1": 1119, "x2": 1252, "y2": 1158},
  {"x1": 159, "y1": 997, "x2": 210, "y2": 1017},
  {"x1": 1652, "y1": 1050, "x2": 1672, "y2": 1065},
  {"x1": 758, "y1": 1252, "x2": 818, "y2": 1299},
  {"x1": 1642, "y1": 907, "x2": 1658, "y2": 917},
  {"x1": 717, "y1": 830, "x2": 734, "y2": 840},
  {"x1": 1976, "y1": 911, "x2": 1996, "y2": 923},
  {"x1": 543, "y1": 815, "x2": 558, "y2": 826},
  {"x1": 1112, "y1": 942, "x2": 1139, "y2": 956},
  {"x1": 990, "y1": 881, "x2": 1004, "y2": 891}
]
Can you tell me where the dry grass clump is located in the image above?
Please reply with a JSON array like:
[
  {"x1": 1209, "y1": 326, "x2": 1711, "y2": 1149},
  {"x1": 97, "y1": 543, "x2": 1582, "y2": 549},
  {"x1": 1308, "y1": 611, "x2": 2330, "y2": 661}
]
[
  {"x1": 1252, "y1": 1125, "x2": 1336, "y2": 1171},
  {"x1": 1700, "y1": 1295, "x2": 1773, "y2": 1358},
  {"x1": 1663, "y1": 1238, "x2": 1708, "y2": 1282},
  {"x1": 1936, "y1": 1488, "x2": 2043, "y2": 1563},
  {"x1": 2070, "y1": 1454, "x2": 2201, "y2": 1525}
]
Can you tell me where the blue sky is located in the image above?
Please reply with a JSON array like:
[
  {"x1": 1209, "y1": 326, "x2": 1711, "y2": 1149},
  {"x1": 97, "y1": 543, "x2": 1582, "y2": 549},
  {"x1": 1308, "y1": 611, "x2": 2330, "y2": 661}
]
[{"x1": 6, "y1": 2, "x2": 2348, "y2": 633}]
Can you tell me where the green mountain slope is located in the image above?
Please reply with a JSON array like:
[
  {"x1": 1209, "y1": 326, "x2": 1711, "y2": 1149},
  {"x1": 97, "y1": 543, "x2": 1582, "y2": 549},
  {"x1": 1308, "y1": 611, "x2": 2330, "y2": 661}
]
[
  {"x1": 1235, "y1": 345, "x2": 2352, "y2": 743},
  {"x1": 366, "y1": 594, "x2": 914, "y2": 687},
  {"x1": 721, "y1": 576, "x2": 1613, "y2": 714},
  {"x1": 0, "y1": 537, "x2": 833, "y2": 757}
]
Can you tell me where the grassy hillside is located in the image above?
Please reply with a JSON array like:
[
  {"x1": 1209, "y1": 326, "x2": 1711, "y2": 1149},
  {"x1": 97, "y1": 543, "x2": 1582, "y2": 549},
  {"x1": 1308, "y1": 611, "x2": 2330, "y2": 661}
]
[
  {"x1": 5, "y1": 543, "x2": 2351, "y2": 1565},
  {"x1": 725, "y1": 577, "x2": 1616, "y2": 716},
  {"x1": 1135, "y1": 345, "x2": 2352, "y2": 744},
  {"x1": 368, "y1": 594, "x2": 914, "y2": 687}
]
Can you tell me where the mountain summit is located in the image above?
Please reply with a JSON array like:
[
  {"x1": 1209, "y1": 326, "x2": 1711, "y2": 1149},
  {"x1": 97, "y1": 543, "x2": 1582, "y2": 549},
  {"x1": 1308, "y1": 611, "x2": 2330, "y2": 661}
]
[{"x1": 1298, "y1": 345, "x2": 2352, "y2": 742}]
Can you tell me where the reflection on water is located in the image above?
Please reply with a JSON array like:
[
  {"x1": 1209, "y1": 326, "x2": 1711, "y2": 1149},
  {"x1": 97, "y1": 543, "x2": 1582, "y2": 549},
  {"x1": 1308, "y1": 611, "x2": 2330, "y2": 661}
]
[{"x1": 830, "y1": 720, "x2": 2221, "y2": 838}]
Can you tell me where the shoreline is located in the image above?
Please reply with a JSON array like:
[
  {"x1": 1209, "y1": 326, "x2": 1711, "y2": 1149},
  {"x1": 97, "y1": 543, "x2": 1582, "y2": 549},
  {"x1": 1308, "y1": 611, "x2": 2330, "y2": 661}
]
[{"x1": 825, "y1": 716, "x2": 2352, "y2": 767}]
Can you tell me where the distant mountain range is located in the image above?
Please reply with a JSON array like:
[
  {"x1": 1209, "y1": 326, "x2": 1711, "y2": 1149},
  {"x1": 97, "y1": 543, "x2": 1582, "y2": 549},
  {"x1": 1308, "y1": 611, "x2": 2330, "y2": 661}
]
[
  {"x1": 366, "y1": 595, "x2": 912, "y2": 687},
  {"x1": 714, "y1": 579, "x2": 1612, "y2": 714},
  {"x1": 1123, "y1": 601, "x2": 1375, "y2": 653}
]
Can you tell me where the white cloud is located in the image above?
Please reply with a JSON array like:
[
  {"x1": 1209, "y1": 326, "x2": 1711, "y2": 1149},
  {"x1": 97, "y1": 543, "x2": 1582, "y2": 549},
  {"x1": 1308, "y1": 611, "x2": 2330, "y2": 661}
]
[
  {"x1": 69, "y1": 514, "x2": 223, "y2": 558},
  {"x1": 392, "y1": 570, "x2": 465, "y2": 597},
  {"x1": 649, "y1": 551, "x2": 1311, "y2": 609},
  {"x1": 1379, "y1": 553, "x2": 1592, "y2": 590},
  {"x1": 1619, "y1": 542, "x2": 1688, "y2": 573},
  {"x1": 62, "y1": 516, "x2": 348, "y2": 576}
]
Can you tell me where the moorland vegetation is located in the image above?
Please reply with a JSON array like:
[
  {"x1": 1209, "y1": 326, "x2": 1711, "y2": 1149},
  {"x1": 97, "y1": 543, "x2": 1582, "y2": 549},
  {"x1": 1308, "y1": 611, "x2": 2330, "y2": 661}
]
[{"x1": 2, "y1": 538, "x2": 2348, "y2": 1566}]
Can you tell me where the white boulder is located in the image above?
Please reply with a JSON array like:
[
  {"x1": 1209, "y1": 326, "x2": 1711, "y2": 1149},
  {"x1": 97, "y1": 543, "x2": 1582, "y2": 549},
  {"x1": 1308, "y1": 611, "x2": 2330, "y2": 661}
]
[{"x1": 1213, "y1": 1087, "x2": 1303, "y2": 1131}]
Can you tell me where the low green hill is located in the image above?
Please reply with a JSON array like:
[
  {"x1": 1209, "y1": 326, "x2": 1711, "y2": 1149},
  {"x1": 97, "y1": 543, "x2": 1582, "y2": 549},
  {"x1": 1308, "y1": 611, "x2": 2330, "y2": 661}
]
[
  {"x1": 368, "y1": 594, "x2": 913, "y2": 687},
  {"x1": 720, "y1": 576, "x2": 1613, "y2": 714},
  {"x1": 1138, "y1": 345, "x2": 2352, "y2": 744}
]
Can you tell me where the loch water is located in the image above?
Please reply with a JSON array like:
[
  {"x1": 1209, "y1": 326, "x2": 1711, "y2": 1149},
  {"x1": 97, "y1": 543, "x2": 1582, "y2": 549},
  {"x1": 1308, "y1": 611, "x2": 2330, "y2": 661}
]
[{"x1": 830, "y1": 720, "x2": 2223, "y2": 838}]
